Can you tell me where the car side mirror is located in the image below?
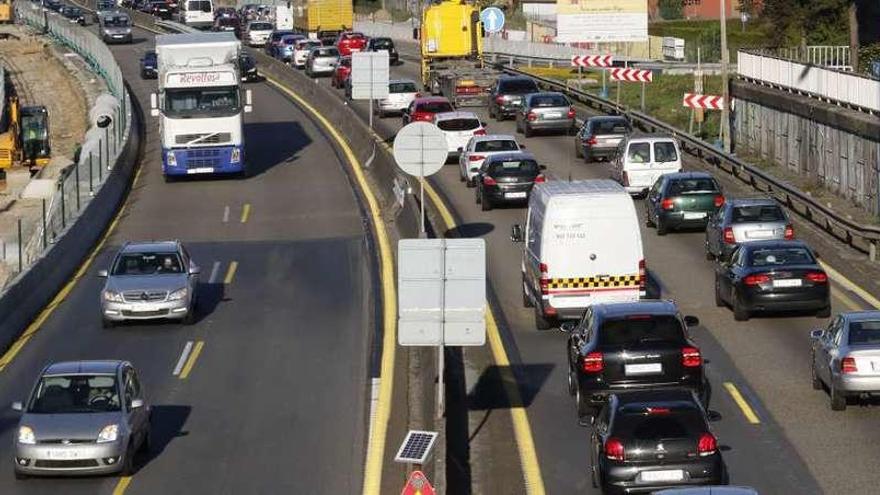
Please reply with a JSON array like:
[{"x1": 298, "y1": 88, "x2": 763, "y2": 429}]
[
  {"x1": 457, "y1": 147, "x2": 463, "y2": 152},
  {"x1": 811, "y1": 329, "x2": 824, "y2": 340},
  {"x1": 11, "y1": 401, "x2": 22, "y2": 412},
  {"x1": 559, "y1": 321, "x2": 576, "y2": 333},
  {"x1": 539, "y1": 165, "x2": 547, "y2": 170},
  {"x1": 130, "y1": 398, "x2": 144, "y2": 409},
  {"x1": 706, "y1": 410, "x2": 722, "y2": 422},
  {"x1": 684, "y1": 315, "x2": 699, "y2": 327},
  {"x1": 470, "y1": 167, "x2": 479, "y2": 172},
  {"x1": 481, "y1": 121, "x2": 488, "y2": 127},
  {"x1": 813, "y1": 250, "x2": 821, "y2": 259},
  {"x1": 189, "y1": 266, "x2": 201, "y2": 275},
  {"x1": 519, "y1": 144, "x2": 526, "y2": 149},
  {"x1": 97, "y1": 269, "x2": 108, "y2": 278},
  {"x1": 510, "y1": 224, "x2": 524, "y2": 243}
]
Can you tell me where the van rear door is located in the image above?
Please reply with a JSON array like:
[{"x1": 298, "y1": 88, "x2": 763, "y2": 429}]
[{"x1": 622, "y1": 141, "x2": 681, "y2": 194}]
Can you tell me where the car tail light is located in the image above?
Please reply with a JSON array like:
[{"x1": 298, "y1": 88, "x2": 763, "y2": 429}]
[
  {"x1": 784, "y1": 224, "x2": 794, "y2": 239},
  {"x1": 456, "y1": 85, "x2": 480, "y2": 95},
  {"x1": 646, "y1": 407, "x2": 671, "y2": 415},
  {"x1": 567, "y1": 107, "x2": 576, "y2": 119},
  {"x1": 582, "y1": 352, "x2": 604, "y2": 373},
  {"x1": 841, "y1": 356, "x2": 858, "y2": 374},
  {"x1": 527, "y1": 111, "x2": 537, "y2": 121},
  {"x1": 468, "y1": 154, "x2": 486, "y2": 162},
  {"x1": 474, "y1": 129, "x2": 487, "y2": 136},
  {"x1": 714, "y1": 195, "x2": 725, "y2": 207},
  {"x1": 604, "y1": 437, "x2": 624, "y2": 461},
  {"x1": 638, "y1": 259, "x2": 646, "y2": 291},
  {"x1": 744, "y1": 273, "x2": 771, "y2": 286},
  {"x1": 495, "y1": 96, "x2": 505, "y2": 104},
  {"x1": 482, "y1": 176, "x2": 497, "y2": 186},
  {"x1": 805, "y1": 271, "x2": 828, "y2": 283},
  {"x1": 697, "y1": 433, "x2": 717, "y2": 456},
  {"x1": 723, "y1": 227, "x2": 736, "y2": 244},
  {"x1": 587, "y1": 136, "x2": 598, "y2": 146},
  {"x1": 539, "y1": 262, "x2": 550, "y2": 295},
  {"x1": 415, "y1": 92, "x2": 422, "y2": 97},
  {"x1": 534, "y1": 174, "x2": 546, "y2": 183},
  {"x1": 682, "y1": 346, "x2": 702, "y2": 367},
  {"x1": 661, "y1": 198, "x2": 675, "y2": 211}
]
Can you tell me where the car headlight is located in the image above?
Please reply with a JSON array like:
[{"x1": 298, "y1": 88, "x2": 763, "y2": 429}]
[
  {"x1": 230, "y1": 148, "x2": 241, "y2": 164},
  {"x1": 166, "y1": 151, "x2": 177, "y2": 167},
  {"x1": 168, "y1": 287, "x2": 188, "y2": 301},
  {"x1": 18, "y1": 426, "x2": 35, "y2": 445},
  {"x1": 103, "y1": 290, "x2": 124, "y2": 302},
  {"x1": 97, "y1": 424, "x2": 118, "y2": 443}
]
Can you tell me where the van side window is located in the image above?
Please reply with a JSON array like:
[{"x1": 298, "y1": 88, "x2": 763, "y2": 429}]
[
  {"x1": 627, "y1": 142, "x2": 650, "y2": 163},
  {"x1": 654, "y1": 141, "x2": 678, "y2": 163},
  {"x1": 527, "y1": 210, "x2": 542, "y2": 252}
]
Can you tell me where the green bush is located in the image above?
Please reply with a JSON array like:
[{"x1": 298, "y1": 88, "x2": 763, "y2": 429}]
[{"x1": 658, "y1": 0, "x2": 683, "y2": 20}]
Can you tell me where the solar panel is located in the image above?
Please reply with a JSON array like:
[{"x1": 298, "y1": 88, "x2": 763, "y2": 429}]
[{"x1": 394, "y1": 430, "x2": 438, "y2": 464}]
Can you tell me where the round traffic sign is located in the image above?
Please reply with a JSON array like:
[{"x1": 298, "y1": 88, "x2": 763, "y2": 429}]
[
  {"x1": 480, "y1": 7, "x2": 505, "y2": 34},
  {"x1": 393, "y1": 122, "x2": 448, "y2": 178}
]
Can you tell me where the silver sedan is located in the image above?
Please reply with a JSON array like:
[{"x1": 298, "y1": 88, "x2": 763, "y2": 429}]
[
  {"x1": 811, "y1": 311, "x2": 880, "y2": 410},
  {"x1": 13, "y1": 360, "x2": 151, "y2": 478},
  {"x1": 705, "y1": 198, "x2": 792, "y2": 260}
]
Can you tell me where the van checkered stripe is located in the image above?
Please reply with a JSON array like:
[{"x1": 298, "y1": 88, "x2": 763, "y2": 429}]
[{"x1": 547, "y1": 275, "x2": 640, "y2": 289}]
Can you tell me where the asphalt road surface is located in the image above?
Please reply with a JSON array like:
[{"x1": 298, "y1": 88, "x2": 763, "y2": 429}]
[{"x1": 0, "y1": 26, "x2": 371, "y2": 494}]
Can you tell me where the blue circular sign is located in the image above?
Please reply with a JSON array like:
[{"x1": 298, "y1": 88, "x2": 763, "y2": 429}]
[{"x1": 480, "y1": 7, "x2": 505, "y2": 34}]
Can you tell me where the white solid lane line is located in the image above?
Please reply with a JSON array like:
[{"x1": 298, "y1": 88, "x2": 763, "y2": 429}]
[
  {"x1": 208, "y1": 261, "x2": 221, "y2": 285},
  {"x1": 222, "y1": 205, "x2": 230, "y2": 223},
  {"x1": 172, "y1": 341, "x2": 194, "y2": 376}
]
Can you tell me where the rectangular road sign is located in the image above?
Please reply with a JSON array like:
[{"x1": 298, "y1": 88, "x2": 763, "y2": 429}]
[
  {"x1": 683, "y1": 93, "x2": 724, "y2": 110},
  {"x1": 571, "y1": 55, "x2": 613, "y2": 67},
  {"x1": 556, "y1": 0, "x2": 648, "y2": 43},
  {"x1": 609, "y1": 68, "x2": 653, "y2": 82},
  {"x1": 351, "y1": 51, "x2": 389, "y2": 100},
  {"x1": 398, "y1": 239, "x2": 486, "y2": 346}
]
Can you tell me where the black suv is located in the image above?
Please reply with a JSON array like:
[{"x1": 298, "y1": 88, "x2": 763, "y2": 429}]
[
  {"x1": 366, "y1": 37, "x2": 399, "y2": 65},
  {"x1": 563, "y1": 300, "x2": 706, "y2": 423},
  {"x1": 488, "y1": 76, "x2": 539, "y2": 121},
  {"x1": 590, "y1": 390, "x2": 725, "y2": 494}
]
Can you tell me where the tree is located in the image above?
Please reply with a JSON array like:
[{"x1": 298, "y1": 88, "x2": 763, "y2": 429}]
[
  {"x1": 761, "y1": 0, "x2": 849, "y2": 46},
  {"x1": 658, "y1": 0, "x2": 683, "y2": 20}
]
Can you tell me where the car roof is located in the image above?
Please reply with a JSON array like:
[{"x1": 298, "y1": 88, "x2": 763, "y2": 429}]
[
  {"x1": 434, "y1": 111, "x2": 479, "y2": 120},
  {"x1": 498, "y1": 75, "x2": 535, "y2": 81},
  {"x1": 121, "y1": 240, "x2": 179, "y2": 253},
  {"x1": 594, "y1": 299, "x2": 679, "y2": 318},
  {"x1": 626, "y1": 134, "x2": 677, "y2": 143},
  {"x1": 842, "y1": 311, "x2": 880, "y2": 323},
  {"x1": 413, "y1": 96, "x2": 450, "y2": 104},
  {"x1": 727, "y1": 197, "x2": 779, "y2": 207},
  {"x1": 389, "y1": 78, "x2": 417, "y2": 85},
  {"x1": 472, "y1": 134, "x2": 516, "y2": 142},
  {"x1": 587, "y1": 115, "x2": 628, "y2": 122},
  {"x1": 526, "y1": 91, "x2": 566, "y2": 99},
  {"x1": 739, "y1": 239, "x2": 811, "y2": 251},
  {"x1": 662, "y1": 171, "x2": 716, "y2": 181},
  {"x1": 653, "y1": 487, "x2": 759, "y2": 495},
  {"x1": 484, "y1": 151, "x2": 536, "y2": 163},
  {"x1": 612, "y1": 388, "x2": 698, "y2": 406},
  {"x1": 44, "y1": 360, "x2": 123, "y2": 376}
]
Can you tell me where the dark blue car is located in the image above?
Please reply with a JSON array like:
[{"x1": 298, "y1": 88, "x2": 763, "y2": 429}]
[{"x1": 140, "y1": 51, "x2": 158, "y2": 79}]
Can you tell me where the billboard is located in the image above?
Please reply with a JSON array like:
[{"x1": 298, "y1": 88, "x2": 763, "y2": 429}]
[{"x1": 556, "y1": 0, "x2": 648, "y2": 43}]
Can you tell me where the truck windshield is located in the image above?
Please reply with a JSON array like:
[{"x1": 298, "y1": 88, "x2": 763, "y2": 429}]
[{"x1": 165, "y1": 86, "x2": 240, "y2": 117}]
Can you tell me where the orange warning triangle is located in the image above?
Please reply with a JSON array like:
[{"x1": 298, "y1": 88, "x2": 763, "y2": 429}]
[{"x1": 401, "y1": 470, "x2": 435, "y2": 495}]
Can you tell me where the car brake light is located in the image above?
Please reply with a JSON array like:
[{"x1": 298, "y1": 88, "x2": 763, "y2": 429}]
[
  {"x1": 714, "y1": 195, "x2": 725, "y2": 207},
  {"x1": 582, "y1": 352, "x2": 604, "y2": 373},
  {"x1": 784, "y1": 224, "x2": 794, "y2": 239},
  {"x1": 468, "y1": 154, "x2": 486, "y2": 162},
  {"x1": 474, "y1": 129, "x2": 487, "y2": 136},
  {"x1": 723, "y1": 227, "x2": 736, "y2": 244},
  {"x1": 539, "y1": 262, "x2": 550, "y2": 295},
  {"x1": 646, "y1": 407, "x2": 671, "y2": 415},
  {"x1": 639, "y1": 259, "x2": 646, "y2": 291},
  {"x1": 698, "y1": 433, "x2": 717, "y2": 456},
  {"x1": 682, "y1": 346, "x2": 702, "y2": 367},
  {"x1": 534, "y1": 174, "x2": 546, "y2": 183},
  {"x1": 415, "y1": 92, "x2": 422, "y2": 97},
  {"x1": 744, "y1": 273, "x2": 771, "y2": 286},
  {"x1": 495, "y1": 96, "x2": 505, "y2": 104},
  {"x1": 661, "y1": 198, "x2": 675, "y2": 211},
  {"x1": 567, "y1": 107, "x2": 576, "y2": 119},
  {"x1": 587, "y1": 136, "x2": 598, "y2": 146},
  {"x1": 527, "y1": 111, "x2": 537, "y2": 121},
  {"x1": 604, "y1": 437, "x2": 624, "y2": 461},
  {"x1": 841, "y1": 356, "x2": 858, "y2": 373},
  {"x1": 482, "y1": 176, "x2": 497, "y2": 186},
  {"x1": 805, "y1": 271, "x2": 828, "y2": 284}
]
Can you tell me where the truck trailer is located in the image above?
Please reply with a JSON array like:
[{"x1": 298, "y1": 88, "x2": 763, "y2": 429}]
[
  {"x1": 292, "y1": 0, "x2": 353, "y2": 45},
  {"x1": 151, "y1": 32, "x2": 252, "y2": 178}
]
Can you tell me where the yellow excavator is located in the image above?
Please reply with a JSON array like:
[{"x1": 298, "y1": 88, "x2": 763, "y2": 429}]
[{"x1": 0, "y1": 96, "x2": 51, "y2": 170}]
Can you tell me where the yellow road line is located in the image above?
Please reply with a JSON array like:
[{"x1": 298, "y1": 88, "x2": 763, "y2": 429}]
[
  {"x1": 178, "y1": 340, "x2": 204, "y2": 380},
  {"x1": 820, "y1": 260, "x2": 880, "y2": 310},
  {"x1": 723, "y1": 382, "x2": 761, "y2": 425},
  {"x1": 422, "y1": 180, "x2": 546, "y2": 494},
  {"x1": 111, "y1": 476, "x2": 132, "y2": 495},
  {"x1": 240, "y1": 203, "x2": 251, "y2": 223},
  {"x1": 261, "y1": 75, "x2": 397, "y2": 495},
  {"x1": 223, "y1": 261, "x2": 238, "y2": 285}
]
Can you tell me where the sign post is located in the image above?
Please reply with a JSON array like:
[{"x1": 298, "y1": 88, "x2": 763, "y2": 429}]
[
  {"x1": 351, "y1": 51, "x2": 390, "y2": 130},
  {"x1": 393, "y1": 122, "x2": 448, "y2": 235}
]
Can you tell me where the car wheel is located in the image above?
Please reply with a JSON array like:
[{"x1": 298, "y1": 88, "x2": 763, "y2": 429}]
[
  {"x1": 466, "y1": 177, "x2": 475, "y2": 188},
  {"x1": 515, "y1": 121, "x2": 522, "y2": 134},
  {"x1": 535, "y1": 308, "x2": 552, "y2": 330},
  {"x1": 810, "y1": 355, "x2": 823, "y2": 390},
  {"x1": 567, "y1": 125, "x2": 577, "y2": 136},
  {"x1": 376, "y1": 108, "x2": 384, "y2": 119},
  {"x1": 523, "y1": 124, "x2": 533, "y2": 138},
  {"x1": 714, "y1": 279, "x2": 725, "y2": 308},
  {"x1": 584, "y1": 151, "x2": 593, "y2": 164},
  {"x1": 522, "y1": 276, "x2": 533, "y2": 308},
  {"x1": 590, "y1": 463, "x2": 599, "y2": 489},
  {"x1": 656, "y1": 218, "x2": 667, "y2": 236},
  {"x1": 481, "y1": 193, "x2": 492, "y2": 211},
  {"x1": 567, "y1": 366, "x2": 577, "y2": 396},
  {"x1": 102, "y1": 318, "x2": 115, "y2": 329},
  {"x1": 830, "y1": 382, "x2": 847, "y2": 411},
  {"x1": 732, "y1": 291, "x2": 750, "y2": 321},
  {"x1": 475, "y1": 186, "x2": 482, "y2": 204},
  {"x1": 121, "y1": 442, "x2": 136, "y2": 476},
  {"x1": 816, "y1": 305, "x2": 831, "y2": 318},
  {"x1": 575, "y1": 143, "x2": 583, "y2": 158},
  {"x1": 138, "y1": 425, "x2": 152, "y2": 454},
  {"x1": 575, "y1": 387, "x2": 592, "y2": 425},
  {"x1": 14, "y1": 469, "x2": 27, "y2": 480},
  {"x1": 458, "y1": 166, "x2": 465, "y2": 182},
  {"x1": 183, "y1": 307, "x2": 196, "y2": 325}
]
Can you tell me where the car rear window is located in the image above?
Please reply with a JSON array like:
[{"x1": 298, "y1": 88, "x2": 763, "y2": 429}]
[
  {"x1": 732, "y1": 205, "x2": 786, "y2": 223},
  {"x1": 298, "y1": 41, "x2": 321, "y2": 49},
  {"x1": 614, "y1": 409, "x2": 705, "y2": 440},
  {"x1": 437, "y1": 118, "x2": 480, "y2": 132},
  {"x1": 748, "y1": 247, "x2": 814, "y2": 267},
  {"x1": 848, "y1": 321, "x2": 880, "y2": 345},
  {"x1": 372, "y1": 39, "x2": 394, "y2": 49},
  {"x1": 474, "y1": 140, "x2": 519, "y2": 153},
  {"x1": 418, "y1": 101, "x2": 453, "y2": 113},
  {"x1": 592, "y1": 119, "x2": 630, "y2": 134},
  {"x1": 598, "y1": 315, "x2": 686, "y2": 347},
  {"x1": 499, "y1": 79, "x2": 539, "y2": 93},
  {"x1": 654, "y1": 141, "x2": 678, "y2": 162},
  {"x1": 530, "y1": 94, "x2": 569, "y2": 107},
  {"x1": 250, "y1": 22, "x2": 273, "y2": 30},
  {"x1": 390, "y1": 82, "x2": 417, "y2": 93},
  {"x1": 667, "y1": 178, "x2": 719, "y2": 195},
  {"x1": 487, "y1": 159, "x2": 538, "y2": 176},
  {"x1": 314, "y1": 48, "x2": 338, "y2": 57},
  {"x1": 627, "y1": 142, "x2": 651, "y2": 163}
]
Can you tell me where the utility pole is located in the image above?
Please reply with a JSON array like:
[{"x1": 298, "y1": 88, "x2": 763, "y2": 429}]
[{"x1": 720, "y1": 0, "x2": 731, "y2": 152}]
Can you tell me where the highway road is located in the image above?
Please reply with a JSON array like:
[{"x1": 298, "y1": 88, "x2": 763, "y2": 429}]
[
  {"x1": 0, "y1": 26, "x2": 372, "y2": 494},
  {"x1": 312, "y1": 47, "x2": 880, "y2": 494}
]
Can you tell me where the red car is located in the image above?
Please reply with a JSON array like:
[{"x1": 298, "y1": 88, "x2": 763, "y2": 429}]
[
  {"x1": 402, "y1": 96, "x2": 454, "y2": 125},
  {"x1": 335, "y1": 31, "x2": 367, "y2": 57},
  {"x1": 331, "y1": 56, "x2": 352, "y2": 88}
]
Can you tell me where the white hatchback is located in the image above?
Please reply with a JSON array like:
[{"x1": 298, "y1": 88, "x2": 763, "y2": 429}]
[
  {"x1": 374, "y1": 79, "x2": 419, "y2": 117},
  {"x1": 292, "y1": 39, "x2": 322, "y2": 68},
  {"x1": 458, "y1": 134, "x2": 521, "y2": 186},
  {"x1": 433, "y1": 111, "x2": 487, "y2": 160}
]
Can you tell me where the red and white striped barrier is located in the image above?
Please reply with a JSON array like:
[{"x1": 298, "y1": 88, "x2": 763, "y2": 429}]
[
  {"x1": 683, "y1": 93, "x2": 725, "y2": 110},
  {"x1": 570, "y1": 55, "x2": 613, "y2": 67},
  {"x1": 609, "y1": 68, "x2": 652, "y2": 82}
]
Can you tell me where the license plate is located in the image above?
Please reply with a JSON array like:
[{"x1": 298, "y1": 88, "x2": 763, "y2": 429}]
[
  {"x1": 544, "y1": 112, "x2": 562, "y2": 118},
  {"x1": 640, "y1": 469, "x2": 684, "y2": 483},
  {"x1": 45, "y1": 449, "x2": 78, "y2": 460},
  {"x1": 112, "y1": 34, "x2": 123, "y2": 38},
  {"x1": 683, "y1": 212, "x2": 706, "y2": 220},
  {"x1": 132, "y1": 303, "x2": 163, "y2": 312},
  {"x1": 773, "y1": 279, "x2": 802, "y2": 288},
  {"x1": 187, "y1": 167, "x2": 214, "y2": 174},
  {"x1": 505, "y1": 192, "x2": 527, "y2": 199},
  {"x1": 746, "y1": 230, "x2": 773, "y2": 239},
  {"x1": 872, "y1": 361, "x2": 880, "y2": 372},
  {"x1": 625, "y1": 363, "x2": 662, "y2": 375}
]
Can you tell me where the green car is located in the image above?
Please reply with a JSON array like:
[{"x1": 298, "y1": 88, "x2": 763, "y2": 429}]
[{"x1": 645, "y1": 172, "x2": 724, "y2": 235}]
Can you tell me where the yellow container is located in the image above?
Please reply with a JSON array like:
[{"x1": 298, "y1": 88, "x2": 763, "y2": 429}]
[
  {"x1": 421, "y1": 0, "x2": 482, "y2": 60},
  {"x1": 292, "y1": 0, "x2": 353, "y2": 35}
]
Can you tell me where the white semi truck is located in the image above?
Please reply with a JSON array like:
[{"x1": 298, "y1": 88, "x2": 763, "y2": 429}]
[{"x1": 151, "y1": 32, "x2": 252, "y2": 178}]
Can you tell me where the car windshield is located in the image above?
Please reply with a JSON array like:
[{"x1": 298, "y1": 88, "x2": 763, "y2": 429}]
[
  {"x1": 390, "y1": 82, "x2": 417, "y2": 93},
  {"x1": 749, "y1": 247, "x2": 814, "y2": 267},
  {"x1": 732, "y1": 205, "x2": 786, "y2": 223},
  {"x1": 437, "y1": 118, "x2": 480, "y2": 132},
  {"x1": 103, "y1": 15, "x2": 130, "y2": 27},
  {"x1": 598, "y1": 315, "x2": 685, "y2": 346},
  {"x1": 29, "y1": 375, "x2": 121, "y2": 414},
  {"x1": 654, "y1": 141, "x2": 678, "y2": 162},
  {"x1": 487, "y1": 159, "x2": 538, "y2": 176},
  {"x1": 418, "y1": 101, "x2": 453, "y2": 113},
  {"x1": 593, "y1": 119, "x2": 630, "y2": 134},
  {"x1": 165, "y1": 86, "x2": 240, "y2": 118},
  {"x1": 474, "y1": 140, "x2": 519, "y2": 153},
  {"x1": 112, "y1": 252, "x2": 184, "y2": 275},
  {"x1": 849, "y1": 321, "x2": 880, "y2": 346},
  {"x1": 66, "y1": 7, "x2": 81, "y2": 15},
  {"x1": 627, "y1": 142, "x2": 651, "y2": 163},
  {"x1": 667, "y1": 178, "x2": 719, "y2": 195},
  {"x1": 530, "y1": 94, "x2": 568, "y2": 107},
  {"x1": 500, "y1": 79, "x2": 539, "y2": 93},
  {"x1": 615, "y1": 408, "x2": 704, "y2": 440},
  {"x1": 271, "y1": 31, "x2": 293, "y2": 41},
  {"x1": 250, "y1": 22, "x2": 272, "y2": 30}
]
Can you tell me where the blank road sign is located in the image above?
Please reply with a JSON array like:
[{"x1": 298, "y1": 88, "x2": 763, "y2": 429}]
[
  {"x1": 351, "y1": 51, "x2": 389, "y2": 100},
  {"x1": 392, "y1": 122, "x2": 448, "y2": 178},
  {"x1": 394, "y1": 430, "x2": 438, "y2": 464}
]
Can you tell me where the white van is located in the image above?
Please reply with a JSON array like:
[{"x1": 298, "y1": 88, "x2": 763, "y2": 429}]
[
  {"x1": 611, "y1": 135, "x2": 682, "y2": 197},
  {"x1": 511, "y1": 180, "x2": 645, "y2": 329},
  {"x1": 177, "y1": 0, "x2": 214, "y2": 28}
]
